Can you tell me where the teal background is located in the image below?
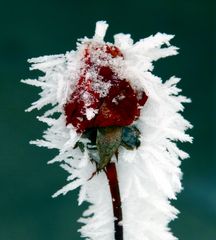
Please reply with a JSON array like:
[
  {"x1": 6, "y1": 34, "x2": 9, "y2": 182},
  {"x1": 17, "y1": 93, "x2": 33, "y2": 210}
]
[{"x1": 0, "y1": 0, "x2": 215, "y2": 239}]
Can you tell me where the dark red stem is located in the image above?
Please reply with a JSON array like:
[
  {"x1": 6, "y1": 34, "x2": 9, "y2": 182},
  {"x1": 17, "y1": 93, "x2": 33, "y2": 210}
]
[{"x1": 105, "y1": 162, "x2": 123, "y2": 240}]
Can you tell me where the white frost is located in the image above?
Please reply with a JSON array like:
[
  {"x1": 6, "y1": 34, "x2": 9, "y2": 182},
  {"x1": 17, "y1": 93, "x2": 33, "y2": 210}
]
[
  {"x1": 94, "y1": 21, "x2": 109, "y2": 42},
  {"x1": 86, "y1": 108, "x2": 98, "y2": 120}
]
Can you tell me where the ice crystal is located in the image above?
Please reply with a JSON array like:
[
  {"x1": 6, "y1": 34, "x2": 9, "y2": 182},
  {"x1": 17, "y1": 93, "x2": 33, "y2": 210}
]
[{"x1": 22, "y1": 21, "x2": 192, "y2": 240}]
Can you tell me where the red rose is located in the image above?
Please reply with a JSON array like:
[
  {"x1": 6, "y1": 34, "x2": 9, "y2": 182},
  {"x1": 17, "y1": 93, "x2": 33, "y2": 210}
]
[{"x1": 64, "y1": 43, "x2": 148, "y2": 133}]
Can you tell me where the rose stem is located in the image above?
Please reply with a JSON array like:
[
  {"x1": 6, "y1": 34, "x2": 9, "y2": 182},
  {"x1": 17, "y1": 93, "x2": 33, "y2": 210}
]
[{"x1": 105, "y1": 162, "x2": 123, "y2": 240}]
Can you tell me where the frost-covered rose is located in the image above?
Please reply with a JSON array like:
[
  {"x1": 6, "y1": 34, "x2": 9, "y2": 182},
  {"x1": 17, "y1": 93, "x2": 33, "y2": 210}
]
[
  {"x1": 24, "y1": 21, "x2": 191, "y2": 240},
  {"x1": 64, "y1": 43, "x2": 148, "y2": 133}
]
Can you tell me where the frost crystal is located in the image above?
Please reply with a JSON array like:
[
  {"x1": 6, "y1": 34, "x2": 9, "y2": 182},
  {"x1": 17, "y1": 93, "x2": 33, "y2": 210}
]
[{"x1": 22, "y1": 21, "x2": 192, "y2": 240}]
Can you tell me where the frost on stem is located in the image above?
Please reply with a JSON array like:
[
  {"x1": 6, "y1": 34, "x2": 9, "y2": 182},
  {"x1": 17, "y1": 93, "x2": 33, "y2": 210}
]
[{"x1": 23, "y1": 20, "x2": 192, "y2": 240}]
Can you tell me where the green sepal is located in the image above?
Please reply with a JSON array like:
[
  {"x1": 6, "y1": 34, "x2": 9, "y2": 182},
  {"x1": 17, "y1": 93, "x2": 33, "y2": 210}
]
[
  {"x1": 121, "y1": 126, "x2": 141, "y2": 150},
  {"x1": 73, "y1": 141, "x2": 85, "y2": 153}
]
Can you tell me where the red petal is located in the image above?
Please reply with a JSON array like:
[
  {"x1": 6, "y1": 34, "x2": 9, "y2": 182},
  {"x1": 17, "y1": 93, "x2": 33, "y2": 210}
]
[{"x1": 64, "y1": 43, "x2": 148, "y2": 133}]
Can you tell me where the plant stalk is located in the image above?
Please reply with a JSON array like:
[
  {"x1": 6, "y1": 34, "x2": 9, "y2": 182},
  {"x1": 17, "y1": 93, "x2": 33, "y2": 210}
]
[{"x1": 105, "y1": 162, "x2": 123, "y2": 240}]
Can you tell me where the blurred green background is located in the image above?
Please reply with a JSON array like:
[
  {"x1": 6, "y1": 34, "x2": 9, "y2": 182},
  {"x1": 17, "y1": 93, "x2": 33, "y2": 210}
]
[{"x1": 0, "y1": 0, "x2": 215, "y2": 239}]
